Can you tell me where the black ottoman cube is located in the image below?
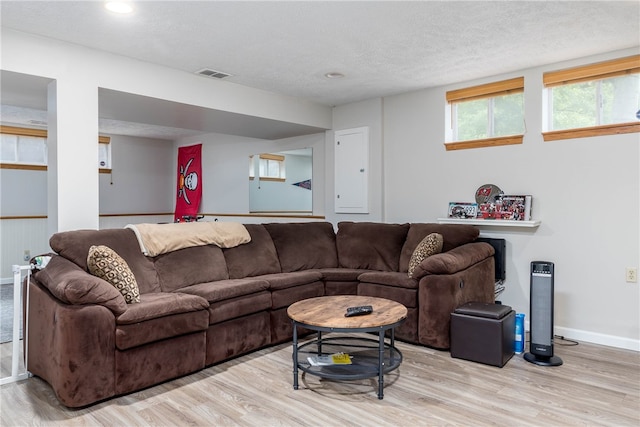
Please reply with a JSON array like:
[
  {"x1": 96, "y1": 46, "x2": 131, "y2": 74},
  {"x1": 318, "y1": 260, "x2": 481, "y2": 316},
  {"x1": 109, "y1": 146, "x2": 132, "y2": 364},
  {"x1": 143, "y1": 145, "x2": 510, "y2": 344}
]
[{"x1": 450, "y1": 302, "x2": 515, "y2": 367}]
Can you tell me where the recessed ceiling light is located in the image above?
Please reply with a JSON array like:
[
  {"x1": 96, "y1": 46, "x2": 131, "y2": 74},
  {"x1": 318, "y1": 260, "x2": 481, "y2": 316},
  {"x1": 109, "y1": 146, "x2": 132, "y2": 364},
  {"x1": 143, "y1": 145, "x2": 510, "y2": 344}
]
[
  {"x1": 105, "y1": 1, "x2": 133, "y2": 14},
  {"x1": 324, "y1": 72, "x2": 345, "y2": 79}
]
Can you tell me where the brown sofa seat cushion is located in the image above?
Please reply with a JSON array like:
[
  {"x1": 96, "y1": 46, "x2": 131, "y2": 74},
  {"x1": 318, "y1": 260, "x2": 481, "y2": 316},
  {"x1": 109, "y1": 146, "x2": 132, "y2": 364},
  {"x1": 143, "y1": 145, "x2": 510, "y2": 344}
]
[
  {"x1": 116, "y1": 310, "x2": 209, "y2": 350},
  {"x1": 116, "y1": 292, "x2": 209, "y2": 325},
  {"x1": 208, "y1": 292, "x2": 273, "y2": 324},
  {"x1": 115, "y1": 291, "x2": 209, "y2": 350},
  {"x1": 399, "y1": 223, "x2": 479, "y2": 273},
  {"x1": 178, "y1": 278, "x2": 270, "y2": 303},
  {"x1": 34, "y1": 255, "x2": 127, "y2": 316},
  {"x1": 358, "y1": 282, "x2": 417, "y2": 309},
  {"x1": 223, "y1": 224, "x2": 281, "y2": 279},
  {"x1": 263, "y1": 222, "x2": 338, "y2": 272},
  {"x1": 318, "y1": 268, "x2": 372, "y2": 282},
  {"x1": 336, "y1": 222, "x2": 410, "y2": 271},
  {"x1": 254, "y1": 271, "x2": 323, "y2": 291},
  {"x1": 358, "y1": 271, "x2": 418, "y2": 289},
  {"x1": 153, "y1": 244, "x2": 229, "y2": 292},
  {"x1": 50, "y1": 228, "x2": 161, "y2": 293}
]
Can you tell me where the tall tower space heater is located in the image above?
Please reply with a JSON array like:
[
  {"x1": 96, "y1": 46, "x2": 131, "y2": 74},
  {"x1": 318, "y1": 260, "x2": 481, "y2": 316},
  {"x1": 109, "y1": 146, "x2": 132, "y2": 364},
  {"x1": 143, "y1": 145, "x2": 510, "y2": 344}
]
[{"x1": 524, "y1": 261, "x2": 563, "y2": 366}]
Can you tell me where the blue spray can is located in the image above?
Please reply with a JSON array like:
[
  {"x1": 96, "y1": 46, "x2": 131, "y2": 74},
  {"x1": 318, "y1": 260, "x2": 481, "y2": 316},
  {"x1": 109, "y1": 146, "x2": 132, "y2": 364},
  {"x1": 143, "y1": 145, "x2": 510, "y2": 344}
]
[{"x1": 515, "y1": 313, "x2": 525, "y2": 354}]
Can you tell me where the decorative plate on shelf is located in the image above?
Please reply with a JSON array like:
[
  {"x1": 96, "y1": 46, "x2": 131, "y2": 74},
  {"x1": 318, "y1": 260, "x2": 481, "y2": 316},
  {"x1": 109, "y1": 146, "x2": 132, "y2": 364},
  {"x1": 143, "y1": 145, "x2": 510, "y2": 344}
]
[{"x1": 475, "y1": 184, "x2": 503, "y2": 204}]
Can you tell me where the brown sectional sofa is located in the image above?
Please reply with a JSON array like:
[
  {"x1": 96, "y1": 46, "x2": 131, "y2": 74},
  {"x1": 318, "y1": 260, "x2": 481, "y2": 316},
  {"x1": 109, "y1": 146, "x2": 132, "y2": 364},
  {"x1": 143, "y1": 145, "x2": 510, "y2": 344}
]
[{"x1": 27, "y1": 221, "x2": 495, "y2": 407}]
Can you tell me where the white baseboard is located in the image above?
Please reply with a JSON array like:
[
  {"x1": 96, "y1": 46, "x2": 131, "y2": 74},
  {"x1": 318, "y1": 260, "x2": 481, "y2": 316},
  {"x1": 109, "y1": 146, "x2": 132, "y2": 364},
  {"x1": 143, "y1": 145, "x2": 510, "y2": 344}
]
[
  {"x1": 554, "y1": 326, "x2": 639, "y2": 352},
  {"x1": 525, "y1": 321, "x2": 639, "y2": 352}
]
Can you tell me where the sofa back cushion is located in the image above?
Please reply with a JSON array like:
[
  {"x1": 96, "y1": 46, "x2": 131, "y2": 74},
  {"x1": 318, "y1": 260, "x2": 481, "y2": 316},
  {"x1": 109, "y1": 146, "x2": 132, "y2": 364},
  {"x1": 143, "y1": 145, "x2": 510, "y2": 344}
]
[
  {"x1": 49, "y1": 228, "x2": 161, "y2": 293},
  {"x1": 399, "y1": 223, "x2": 479, "y2": 273},
  {"x1": 153, "y1": 245, "x2": 229, "y2": 292},
  {"x1": 336, "y1": 222, "x2": 410, "y2": 271},
  {"x1": 223, "y1": 224, "x2": 281, "y2": 278},
  {"x1": 263, "y1": 222, "x2": 338, "y2": 272}
]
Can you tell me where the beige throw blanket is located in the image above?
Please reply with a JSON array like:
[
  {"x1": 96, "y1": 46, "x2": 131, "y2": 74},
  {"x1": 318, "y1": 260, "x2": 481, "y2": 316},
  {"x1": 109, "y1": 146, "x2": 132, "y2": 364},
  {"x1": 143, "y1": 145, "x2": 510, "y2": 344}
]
[{"x1": 125, "y1": 222, "x2": 251, "y2": 257}]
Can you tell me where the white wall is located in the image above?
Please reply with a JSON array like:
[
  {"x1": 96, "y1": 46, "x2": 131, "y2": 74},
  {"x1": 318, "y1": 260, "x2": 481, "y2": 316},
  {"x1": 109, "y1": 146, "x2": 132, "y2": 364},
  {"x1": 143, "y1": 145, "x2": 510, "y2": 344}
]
[
  {"x1": 0, "y1": 169, "x2": 47, "y2": 217},
  {"x1": 326, "y1": 98, "x2": 384, "y2": 224},
  {"x1": 377, "y1": 48, "x2": 639, "y2": 349},
  {"x1": 99, "y1": 135, "x2": 174, "y2": 214},
  {"x1": 175, "y1": 132, "x2": 326, "y2": 218},
  {"x1": 0, "y1": 134, "x2": 175, "y2": 280},
  {"x1": 249, "y1": 153, "x2": 312, "y2": 213},
  {"x1": 1, "y1": 29, "x2": 331, "y2": 231}
]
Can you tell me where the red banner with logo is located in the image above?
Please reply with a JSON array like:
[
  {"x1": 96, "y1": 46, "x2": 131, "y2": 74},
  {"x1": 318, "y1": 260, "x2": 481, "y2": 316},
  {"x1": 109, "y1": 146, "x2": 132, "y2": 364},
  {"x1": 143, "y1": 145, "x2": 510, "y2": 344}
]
[{"x1": 174, "y1": 144, "x2": 202, "y2": 222}]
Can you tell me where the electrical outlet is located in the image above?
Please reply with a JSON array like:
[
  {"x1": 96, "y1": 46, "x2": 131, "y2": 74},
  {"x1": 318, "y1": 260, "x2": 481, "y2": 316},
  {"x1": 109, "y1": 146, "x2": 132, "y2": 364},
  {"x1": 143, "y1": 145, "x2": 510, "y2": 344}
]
[
  {"x1": 626, "y1": 267, "x2": 637, "y2": 283},
  {"x1": 23, "y1": 250, "x2": 31, "y2": 262}
]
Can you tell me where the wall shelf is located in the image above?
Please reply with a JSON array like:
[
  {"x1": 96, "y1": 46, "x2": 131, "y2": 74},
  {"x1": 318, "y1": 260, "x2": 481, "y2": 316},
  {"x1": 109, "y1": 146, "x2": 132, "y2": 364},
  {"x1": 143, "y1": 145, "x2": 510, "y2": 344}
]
[{"x1": 436, "y1": 218, "x2": 541, "y2": 228}]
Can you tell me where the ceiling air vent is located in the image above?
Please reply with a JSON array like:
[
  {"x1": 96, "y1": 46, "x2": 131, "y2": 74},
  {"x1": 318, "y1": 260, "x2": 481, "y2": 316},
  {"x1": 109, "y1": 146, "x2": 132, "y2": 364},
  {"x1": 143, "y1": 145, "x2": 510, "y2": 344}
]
[{"x1": 195, "y1": 68, "x2": 232, "y2": 79}]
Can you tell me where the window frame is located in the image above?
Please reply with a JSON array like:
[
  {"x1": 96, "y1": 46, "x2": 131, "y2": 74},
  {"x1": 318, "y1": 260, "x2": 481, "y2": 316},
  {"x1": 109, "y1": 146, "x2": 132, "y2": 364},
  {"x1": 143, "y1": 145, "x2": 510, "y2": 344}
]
[
  {"x1": 0, "y1": 126, "x2": 48, "y2": 170},
  {"x1": 445, "y1": 77, "x2": 525, "y2": 150},
  {"x1": 542, "y1": 55, "x2": 640, "y2": 141},
  {"x1": 257, "y1": 153, "x2": 286, "y2": 182},
  {"x1": 0, "y1": 125, "x2": 112, "y2": 173}
]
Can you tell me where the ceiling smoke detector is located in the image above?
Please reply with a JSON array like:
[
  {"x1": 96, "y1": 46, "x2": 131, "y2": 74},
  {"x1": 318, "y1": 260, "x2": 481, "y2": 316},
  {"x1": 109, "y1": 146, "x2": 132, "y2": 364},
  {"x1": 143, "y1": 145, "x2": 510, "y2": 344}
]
[{"x1": 196, "y1": 68, "x2": 232, "y2": 79}]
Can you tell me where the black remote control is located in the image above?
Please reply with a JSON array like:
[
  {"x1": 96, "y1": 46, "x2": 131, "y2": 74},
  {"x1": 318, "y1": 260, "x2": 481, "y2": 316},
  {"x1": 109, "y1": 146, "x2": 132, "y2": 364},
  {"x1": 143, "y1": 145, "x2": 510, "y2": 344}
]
[{"x1": 345, "y1": 305, "x2": 373, "y2": 317}]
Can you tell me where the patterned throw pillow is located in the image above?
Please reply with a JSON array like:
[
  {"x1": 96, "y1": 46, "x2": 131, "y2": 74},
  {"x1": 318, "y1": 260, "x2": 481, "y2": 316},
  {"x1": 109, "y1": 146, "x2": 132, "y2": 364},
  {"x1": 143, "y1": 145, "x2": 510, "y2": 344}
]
[
  {"x1": 408, "y1": 233, "x2": 444, "y2": 278},
  {"x1": 87, "y1": 245, "x2": 140, "y2": 304}
]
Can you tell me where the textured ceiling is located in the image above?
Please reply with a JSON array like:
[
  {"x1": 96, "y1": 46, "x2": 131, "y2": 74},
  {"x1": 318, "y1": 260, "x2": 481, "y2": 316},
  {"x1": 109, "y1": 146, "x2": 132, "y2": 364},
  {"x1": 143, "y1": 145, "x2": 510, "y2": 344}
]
[{"x1": 1, "y1": 0, "x2": 639, "y2": 139}]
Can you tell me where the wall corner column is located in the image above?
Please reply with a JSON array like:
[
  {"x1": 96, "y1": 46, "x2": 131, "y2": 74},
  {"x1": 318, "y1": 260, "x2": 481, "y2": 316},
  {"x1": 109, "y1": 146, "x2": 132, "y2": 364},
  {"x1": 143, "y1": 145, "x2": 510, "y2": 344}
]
[{"x1": 47, "y1": 79, "x2": 99, "y2": 234}]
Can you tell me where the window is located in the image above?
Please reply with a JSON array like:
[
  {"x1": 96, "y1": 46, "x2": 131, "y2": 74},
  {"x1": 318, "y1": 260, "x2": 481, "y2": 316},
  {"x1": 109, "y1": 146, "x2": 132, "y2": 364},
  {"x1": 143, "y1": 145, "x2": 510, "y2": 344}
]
[
  {"x1": 0, "y1": 126, "x2": 112, "y2": 172},
  {"x1": 249, "y1": 155, "x2": 255, "y2": 180},
  {"x1": 0, "y1": 126, "x2": 47, "y2": 170},
  {"x1": 446, "y1": 77, "x2": 525, "y2": 150},
  {"x1": 98, "y1": 136, "x2": 112, "y2": 172},
  {"x1": 543, "y1": 55, "x2": 640, "y2": 141},
  {"x1": 258, "y1": 153, "x2": 285, "y2": 181}
]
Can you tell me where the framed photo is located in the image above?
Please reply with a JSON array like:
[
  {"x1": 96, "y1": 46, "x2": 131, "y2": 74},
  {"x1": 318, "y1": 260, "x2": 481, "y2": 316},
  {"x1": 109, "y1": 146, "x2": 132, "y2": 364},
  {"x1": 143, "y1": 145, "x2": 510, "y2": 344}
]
[{"x1": 448, "y1": 202, "x2": 478, "y2": 219}]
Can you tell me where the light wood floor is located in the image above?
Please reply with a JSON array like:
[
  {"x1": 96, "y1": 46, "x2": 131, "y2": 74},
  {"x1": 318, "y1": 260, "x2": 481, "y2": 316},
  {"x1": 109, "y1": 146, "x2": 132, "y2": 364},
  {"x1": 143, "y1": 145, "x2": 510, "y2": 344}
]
[{"x1": 1, "y1": 334, "x2": 638, "y2": 426}]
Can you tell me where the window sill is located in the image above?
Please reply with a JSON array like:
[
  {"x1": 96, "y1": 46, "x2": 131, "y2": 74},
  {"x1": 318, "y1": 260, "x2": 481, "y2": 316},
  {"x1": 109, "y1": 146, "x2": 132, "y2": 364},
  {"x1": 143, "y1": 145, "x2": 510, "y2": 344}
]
[
  {"x1": 444, "y1": 135, "x2": 524, "y2": 151},
  {"x1": 259, "y1": 177, "x2": 286, "y2": 182},
  {"x1": 543, "y1": 122, "x2": 640, "y2": 141},
  {"x1": 0, "y1": 163, "x2": 47, "y2": 171}
]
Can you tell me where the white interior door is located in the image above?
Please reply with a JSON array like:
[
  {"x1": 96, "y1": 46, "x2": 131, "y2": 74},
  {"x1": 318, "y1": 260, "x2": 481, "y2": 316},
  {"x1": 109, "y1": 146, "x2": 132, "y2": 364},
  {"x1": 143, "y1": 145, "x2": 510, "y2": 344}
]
[{"x1": 334, "y1": 127, "x2": 369, "y2": 213}]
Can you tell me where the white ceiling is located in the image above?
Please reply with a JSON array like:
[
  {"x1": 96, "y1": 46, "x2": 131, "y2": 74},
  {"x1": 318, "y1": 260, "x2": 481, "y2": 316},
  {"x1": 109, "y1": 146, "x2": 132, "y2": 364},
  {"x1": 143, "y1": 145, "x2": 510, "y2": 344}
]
[{"x1": 1, "y1": 0, "x2": 639, "y2": 139}]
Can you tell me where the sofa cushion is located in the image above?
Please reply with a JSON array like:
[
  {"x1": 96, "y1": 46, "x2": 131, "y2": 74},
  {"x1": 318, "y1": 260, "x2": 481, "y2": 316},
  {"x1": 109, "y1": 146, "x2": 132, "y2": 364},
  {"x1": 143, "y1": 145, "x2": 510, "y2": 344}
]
[
  {"x1": 254, "y1": 271, "x2": 323, "y2": 291},
  {"x1": 399, "y1": 224, "x2": 479, "y2": 273},
  {"x1": 116, "y1": 310, "x2": 209, "y2": 350},
  {"x1": 318, "y1": 268, "x2": 372, "y2": 282},
  {"x1": 33, "y1": 255, "x2": 127, "y2": 316},
  {"x1": 116, "y1": 292, "x2": 209, "y2": 325},
  {"x1": 223, "y1": 224, "x2": 281, "y2": 278},
  {"x1": 153, "y1": 244, "x2": 229, "y2": 292},
  {"x1": 336, "y1": 222, "x2": 410, "y2": 271},
  {"x1": 271, "y1": 281, "x2": 324, "y2": 309},
  {"x1": 178, "y1": 278, "x2": 270, "y2": 303},
  {"x1": 50, "y1": 228, "x2": 161, "y2": 293},
  {"x1": 407, "y1": 233, "x2": 443, "y2": 278},
  {"x1": 208, "y1": 291, "x2": 273, "y2": 324},
  {"x1": 263, "y1": 222, "x2": 338, "y2": 272},
  {"x1": 358, "y1": 271, "x2": 418, "y2": 289},
  {"x1": 87, "y1": 245, "x2": 141, "y2": 304},
  {"x1": 358, "y1": 282, "x2": 417, "y2": 309},
  {"x1": 412, "y1": 242, "x2": 495, "y2": 277}
]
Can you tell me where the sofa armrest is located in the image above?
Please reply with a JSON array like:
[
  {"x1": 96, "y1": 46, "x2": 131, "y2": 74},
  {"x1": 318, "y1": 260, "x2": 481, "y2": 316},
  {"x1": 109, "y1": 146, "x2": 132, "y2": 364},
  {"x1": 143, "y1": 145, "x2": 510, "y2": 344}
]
[
  {"x1": 33, "y1": 255, "x2": 127, "y2": 316},
  {"x1": 411, "y1": 242, "x2": 494, "y2": 280}
]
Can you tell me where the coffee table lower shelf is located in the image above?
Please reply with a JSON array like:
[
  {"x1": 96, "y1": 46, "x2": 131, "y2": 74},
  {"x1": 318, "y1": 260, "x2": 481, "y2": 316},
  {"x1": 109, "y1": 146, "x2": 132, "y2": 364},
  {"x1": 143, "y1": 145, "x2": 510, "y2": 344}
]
[{"x1": 293, "y1": 335, "x2": 403, "y2": 399}]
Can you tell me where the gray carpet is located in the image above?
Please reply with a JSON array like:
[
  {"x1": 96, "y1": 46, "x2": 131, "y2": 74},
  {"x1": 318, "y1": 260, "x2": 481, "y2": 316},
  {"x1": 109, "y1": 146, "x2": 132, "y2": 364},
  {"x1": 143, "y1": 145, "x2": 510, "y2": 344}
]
[{"x1": 1, "y1": 284, "x2": 23, "y2": 343}]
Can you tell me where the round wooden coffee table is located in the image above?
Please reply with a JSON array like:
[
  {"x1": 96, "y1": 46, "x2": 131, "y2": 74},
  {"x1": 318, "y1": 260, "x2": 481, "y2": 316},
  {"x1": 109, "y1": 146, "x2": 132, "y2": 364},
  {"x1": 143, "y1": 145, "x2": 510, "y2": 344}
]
[{"x1": 287, "y1": 295, "x2": 407, "y2": 399}]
